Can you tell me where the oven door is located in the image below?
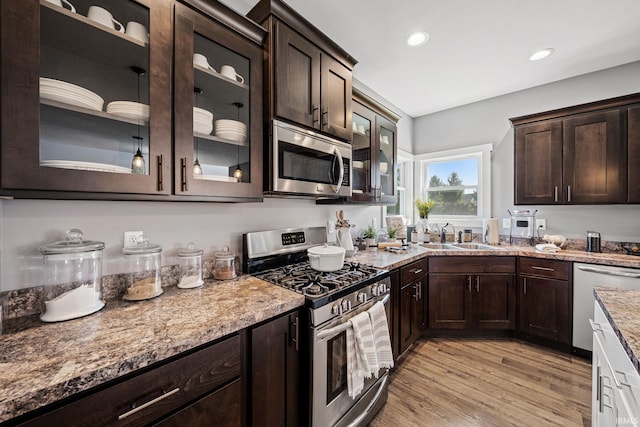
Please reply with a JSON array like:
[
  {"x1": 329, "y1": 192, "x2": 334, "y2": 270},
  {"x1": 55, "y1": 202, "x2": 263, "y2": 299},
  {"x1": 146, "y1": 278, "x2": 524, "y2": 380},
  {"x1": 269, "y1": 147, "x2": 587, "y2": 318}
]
[
  {"x1": 311, "y1": 293, "x2": 391, "y2": 427},
  {"x1": 272, "y1": 120, "x2": 351, "y2": 197}
]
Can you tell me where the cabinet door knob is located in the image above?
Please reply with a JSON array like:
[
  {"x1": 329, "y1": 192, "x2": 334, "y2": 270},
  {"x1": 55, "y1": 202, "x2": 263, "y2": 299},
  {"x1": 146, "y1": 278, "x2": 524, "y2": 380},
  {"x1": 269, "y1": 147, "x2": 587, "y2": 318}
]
[
  {"x1": 321, "y1": 107, "x2": 328, "y2": 128},
  {"x1": 312, "y1": 105, "x2": 319, "y2": 125},
  {"x1": 523, "y1": 277, "x2": 527, "y2": 294},
  {"x1": 554, "y1": 186, "x2": 558, "y2": 203},
  {"x1": 467, "y1": 275, "x2": 472, "y2": 292},
  {"x1": 475, "y1": 276, "x2": 480, "y2": 293},
  {"x1": 567, "y1": 185, "x2": 571, "y2": 202}
]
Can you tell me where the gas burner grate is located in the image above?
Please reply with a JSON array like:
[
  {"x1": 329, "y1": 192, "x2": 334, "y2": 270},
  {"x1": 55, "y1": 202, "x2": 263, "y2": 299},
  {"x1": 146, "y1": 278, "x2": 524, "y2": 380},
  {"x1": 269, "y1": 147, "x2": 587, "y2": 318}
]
[{"x1": 254, "y1": 261, "x2": 382, "y2": 297}]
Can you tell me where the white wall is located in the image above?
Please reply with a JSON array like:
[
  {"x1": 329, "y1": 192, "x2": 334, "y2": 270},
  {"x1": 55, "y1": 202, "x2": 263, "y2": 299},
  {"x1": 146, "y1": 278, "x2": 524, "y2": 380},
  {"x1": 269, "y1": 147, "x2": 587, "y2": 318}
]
[
  {"x1": 413, "y1": 61, "x2": 640, "y2": 242},
  {"x1": 0, "y1": 198, "x2": 382, "y2": 291}
]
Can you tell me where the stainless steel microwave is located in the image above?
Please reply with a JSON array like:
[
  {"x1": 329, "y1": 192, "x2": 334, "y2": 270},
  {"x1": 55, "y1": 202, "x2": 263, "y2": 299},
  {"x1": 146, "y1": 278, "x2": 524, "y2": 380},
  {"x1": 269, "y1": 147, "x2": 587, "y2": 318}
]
[{"x1": 268, "y1": 120, "x2": 352, "y2": 197}]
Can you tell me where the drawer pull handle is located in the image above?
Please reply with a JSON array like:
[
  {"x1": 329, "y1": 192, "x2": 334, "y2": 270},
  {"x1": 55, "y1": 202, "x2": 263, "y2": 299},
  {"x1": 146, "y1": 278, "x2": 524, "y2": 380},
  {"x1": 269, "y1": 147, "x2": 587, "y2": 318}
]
[
  {"x1": 118, "y1": 387, "x2": 180, "y2": 420},
  {"x1": 531, "y1": 266, "x2": 554, "y2": 272},
  {"x1": 410, "y1": 268, "x2": 423, "y2": 274}
]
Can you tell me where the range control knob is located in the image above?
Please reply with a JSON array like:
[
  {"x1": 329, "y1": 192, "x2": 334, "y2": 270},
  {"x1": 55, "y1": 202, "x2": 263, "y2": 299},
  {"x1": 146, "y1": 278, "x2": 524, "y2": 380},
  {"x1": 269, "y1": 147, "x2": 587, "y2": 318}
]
[
  {"x1": 341, "y1": 299, "x2": 352, "y2": 312},
  {"x1": 378, "y1": 283, "x2": 388, "y2": 294},
  {"x1": 332, "y1": 303, "x2": 343, "y2": 315},
  {"x1": 357, "y1": 292, "x2": 367, "y2": 303},
  {"x1": 371, "y1": 284, "x2": 380, "y2": 297}
]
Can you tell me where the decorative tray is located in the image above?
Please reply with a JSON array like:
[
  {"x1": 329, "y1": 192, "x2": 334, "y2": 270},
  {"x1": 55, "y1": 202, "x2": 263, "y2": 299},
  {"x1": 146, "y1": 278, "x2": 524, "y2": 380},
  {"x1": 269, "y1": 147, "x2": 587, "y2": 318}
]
[{"x1": 621, "y1": 243, "x2": 640, "y2": 256}]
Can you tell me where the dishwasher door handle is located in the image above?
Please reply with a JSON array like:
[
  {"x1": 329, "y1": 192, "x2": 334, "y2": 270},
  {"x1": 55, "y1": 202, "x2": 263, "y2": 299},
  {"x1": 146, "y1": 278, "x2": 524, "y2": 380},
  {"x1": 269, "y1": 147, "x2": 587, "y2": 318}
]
[{"x1": 577, "y1": 265, "x2": 640, "y2": 279}]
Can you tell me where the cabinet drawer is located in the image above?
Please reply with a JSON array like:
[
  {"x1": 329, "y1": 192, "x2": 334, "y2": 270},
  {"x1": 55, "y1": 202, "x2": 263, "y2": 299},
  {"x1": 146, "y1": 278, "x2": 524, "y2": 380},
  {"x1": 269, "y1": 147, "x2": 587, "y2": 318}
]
[
  {"x1": 519, "y1": 257, "x2": 569, "y2": 280},
  {"x1": 20, "y1": 334, "x2": 241, "y2": 427},
  {"x1": 152, "y1": 378, "x2": 242, "y2": 427},
  {"x1": 401, "y1": 258, "x2": 428, "y2": 283},
  {"x1": 429, "y1": 256, "x2": 515, "y2": 274}
]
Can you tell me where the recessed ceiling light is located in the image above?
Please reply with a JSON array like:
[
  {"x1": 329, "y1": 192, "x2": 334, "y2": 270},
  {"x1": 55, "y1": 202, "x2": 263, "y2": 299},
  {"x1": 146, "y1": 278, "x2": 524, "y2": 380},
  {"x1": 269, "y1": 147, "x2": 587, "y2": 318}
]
[
  {"x1": 406, "y1": 31, "x2": 429, "y2": 47},
  {"x1": 529, "y1": 48, "x2": 555, "y2": 61}
]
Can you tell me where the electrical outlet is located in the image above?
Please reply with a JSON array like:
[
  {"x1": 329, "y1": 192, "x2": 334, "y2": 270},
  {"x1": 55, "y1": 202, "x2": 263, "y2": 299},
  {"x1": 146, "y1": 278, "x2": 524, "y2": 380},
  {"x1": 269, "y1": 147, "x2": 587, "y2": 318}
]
[
  {"x1": 502, "y1": 218, "x2": 511, "y2": 229},
  {"x1": 124, "y1": 231, "x2": 143, "y2": 248},
  {"x1": 536, "y1": 219, "x2": 547, "y2": 230}
]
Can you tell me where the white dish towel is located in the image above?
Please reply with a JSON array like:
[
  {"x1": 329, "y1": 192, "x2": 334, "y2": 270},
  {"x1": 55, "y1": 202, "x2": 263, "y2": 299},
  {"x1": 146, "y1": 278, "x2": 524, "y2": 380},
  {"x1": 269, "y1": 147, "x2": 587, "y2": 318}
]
[
  {"x1": 347, "y1": 311, "x2": 378, "y2": 398},
  {"x1": 368, "y1": 301, "x2": 394, "y2": 370}
]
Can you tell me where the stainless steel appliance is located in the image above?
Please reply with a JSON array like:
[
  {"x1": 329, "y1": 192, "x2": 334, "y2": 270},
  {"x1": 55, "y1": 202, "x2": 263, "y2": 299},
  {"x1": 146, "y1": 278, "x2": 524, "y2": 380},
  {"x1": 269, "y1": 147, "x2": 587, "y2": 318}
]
[
  {"x1": 244, "y1": 227, "x2": 391, "y2": 427},
  {"x1": 267, "y1": 120, "x2": 352, "y2": 197},
  {"x1": 573, "y1": 263, "x2": 640, "y2": 352},
  {"x1": 508, "y1": 209, "x2": 537, "y2": 245}
]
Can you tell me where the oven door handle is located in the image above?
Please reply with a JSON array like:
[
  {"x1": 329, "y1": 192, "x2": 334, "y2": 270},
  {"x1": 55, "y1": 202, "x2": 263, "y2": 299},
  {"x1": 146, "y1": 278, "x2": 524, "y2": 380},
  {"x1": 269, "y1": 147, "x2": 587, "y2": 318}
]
[
  {"x1": 333, "y1": 146, "x2": 344, "y2": 193},
  {"x1": 316, "y1": 294, "x2": 390, "y2": 340}
]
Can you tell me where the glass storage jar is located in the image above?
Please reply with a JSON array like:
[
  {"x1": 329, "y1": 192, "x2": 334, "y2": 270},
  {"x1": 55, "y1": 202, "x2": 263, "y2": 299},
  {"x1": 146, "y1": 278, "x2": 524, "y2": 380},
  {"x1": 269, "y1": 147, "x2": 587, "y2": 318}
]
[
  {"x1": 122, "y1": 235, "x2": 163, "y2": 301},
  {"x1": 178, "y1": 242, "x2": 204, "y2": 289},
  {"x1": 214, "y1": 246, "x2": 236, "y2": 280},
  {"x1": 39, "y1": 228, "x2": 105, "y2": 322}
]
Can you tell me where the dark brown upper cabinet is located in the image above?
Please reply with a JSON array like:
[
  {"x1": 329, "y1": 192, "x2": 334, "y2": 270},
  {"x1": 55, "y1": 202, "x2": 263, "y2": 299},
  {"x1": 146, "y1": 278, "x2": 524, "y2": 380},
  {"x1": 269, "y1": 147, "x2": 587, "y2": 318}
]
[
  {"x1": 350, "y1": 88, "x2": 400, "y2": 204},
  {"x1": 628, "y1": 104, "x2": 640, "y2": 203},
  {"x1": 248, "y1": 0, "x2": 356, "y2": 142},
  {"x1": 173, "y1": 0, "x2": 265, "y2": 201},
  {"x1": 511, "y1": 93, "x2": 640, "y2": 205},
  {"x1": 1, "y1": 0, "x2": 173, "y2": 198},
  {"x1": 514, "y1": 120, "x2": 563, "y2": 204},
  {"x1": 0, "y1": 0, "x2": 265, "y2": 201}
]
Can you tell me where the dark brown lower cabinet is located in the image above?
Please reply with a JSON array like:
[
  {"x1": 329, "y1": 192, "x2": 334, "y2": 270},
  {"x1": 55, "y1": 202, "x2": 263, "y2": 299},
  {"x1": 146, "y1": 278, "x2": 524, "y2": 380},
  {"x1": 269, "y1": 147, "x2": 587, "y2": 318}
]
[
  {"x1": 250, "y1": 310, "x2": 300, "y2": 427},
  {"x1": 518, "y1": 257, "x2": 572, "y2": 345},
  {"x1": 428, "y1": 257, "x2": 516, "y2": 331},
  {"x1": 17, "y1": 334, "x2": 242, "y2": 427},
  {"x1": 397, "y1": 258, "x2": 428, "y2": 356}
]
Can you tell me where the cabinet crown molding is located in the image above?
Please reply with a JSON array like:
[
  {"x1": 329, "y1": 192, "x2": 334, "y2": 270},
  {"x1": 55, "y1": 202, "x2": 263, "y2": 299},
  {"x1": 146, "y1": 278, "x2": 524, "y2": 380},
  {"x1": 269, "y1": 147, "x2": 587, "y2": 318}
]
[{"x1": 509, "y1": 92, "x2": 640, "y2": 126}]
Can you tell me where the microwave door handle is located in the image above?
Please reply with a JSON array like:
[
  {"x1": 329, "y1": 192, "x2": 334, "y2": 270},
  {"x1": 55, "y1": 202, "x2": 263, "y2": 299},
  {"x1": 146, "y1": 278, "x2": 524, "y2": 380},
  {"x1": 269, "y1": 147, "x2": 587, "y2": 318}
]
[{"x1": 333, "y1": 146, "x2": 344, "y2": 193}]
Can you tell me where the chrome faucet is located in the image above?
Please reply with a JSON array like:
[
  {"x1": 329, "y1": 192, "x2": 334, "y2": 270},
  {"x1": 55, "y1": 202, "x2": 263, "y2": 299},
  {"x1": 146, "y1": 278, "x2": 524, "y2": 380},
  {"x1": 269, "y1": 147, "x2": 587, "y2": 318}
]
[{"x1": 440, "y1": 223, "x2": 455, "y2": 243}]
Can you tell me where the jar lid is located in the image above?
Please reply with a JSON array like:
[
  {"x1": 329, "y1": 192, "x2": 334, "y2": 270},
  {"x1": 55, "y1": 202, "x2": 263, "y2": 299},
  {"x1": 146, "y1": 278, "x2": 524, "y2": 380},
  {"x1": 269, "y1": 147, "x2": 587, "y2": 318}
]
[
  {"x1": 122, "y1": 235, "x2": 162, "y2": 255},
  {"x1": 179, "y1": 242, "x2": 203, "y2": 257},
  {"x1": 215, "y1": 246, "x2": 234, "y2": 260},
  {"x1": 39, "y1": 229, "x2": 105, "y2": 255}
]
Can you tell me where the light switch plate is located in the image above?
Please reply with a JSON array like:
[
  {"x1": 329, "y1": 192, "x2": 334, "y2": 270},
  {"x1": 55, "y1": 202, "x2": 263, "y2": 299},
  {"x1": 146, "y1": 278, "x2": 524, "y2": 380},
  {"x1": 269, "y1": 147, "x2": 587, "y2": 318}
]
[
  {"x1": 536, "y1": 219, "x2": 547, "y2": 230},
  {"x1": 502, "y1": 218, "x2": 511, "y2": 229},
  {"x1": 124, "y1": 230, "x2": 143, "y2": 248}
]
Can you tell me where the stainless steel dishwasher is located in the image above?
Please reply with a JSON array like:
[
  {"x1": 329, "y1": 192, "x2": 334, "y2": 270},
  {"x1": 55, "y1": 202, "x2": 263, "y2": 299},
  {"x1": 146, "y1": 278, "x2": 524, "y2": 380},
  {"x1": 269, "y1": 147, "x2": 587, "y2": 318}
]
[{"x1": 573, "y1": 263, "x2": 640, "y2": 352}]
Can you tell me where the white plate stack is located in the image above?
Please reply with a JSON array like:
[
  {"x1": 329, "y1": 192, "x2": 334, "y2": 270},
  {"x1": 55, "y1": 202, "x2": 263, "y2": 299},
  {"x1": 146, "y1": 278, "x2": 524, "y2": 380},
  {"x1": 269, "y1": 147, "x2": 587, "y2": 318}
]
[
  {"x1": 106, "y1": 101, "x2": 149, "y2": 123},
  {"x1": 194, "y1": 107, "x2": 213, "y2": 135},
  {"x1": 41, "y1": 160, "x2": 132, "y2": 174},
  {"x1": 214, "y1": 119, "x2": 247, "y2": 143},
  {"x1": 40, "y1": 77, "x2": 104, "y2": 111}
]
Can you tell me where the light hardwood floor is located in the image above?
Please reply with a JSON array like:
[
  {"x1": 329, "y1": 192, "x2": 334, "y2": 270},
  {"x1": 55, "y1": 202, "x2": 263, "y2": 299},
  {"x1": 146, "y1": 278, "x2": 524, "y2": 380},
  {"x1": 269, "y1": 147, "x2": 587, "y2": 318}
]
[{"x1": 370, "y1": 339, "x2": 592, "y2": 427}]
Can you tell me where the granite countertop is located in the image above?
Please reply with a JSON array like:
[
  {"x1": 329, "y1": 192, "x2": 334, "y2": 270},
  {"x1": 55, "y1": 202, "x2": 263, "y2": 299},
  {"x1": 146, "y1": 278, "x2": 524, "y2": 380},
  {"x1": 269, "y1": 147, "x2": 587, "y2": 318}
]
[
  {"x1": 594, "y1": 287, "x2": 640, "y2": 375},
  {"x1": 349, "y1": 243, "x2": 640, "y2": 271},
  {"x1": 0, "y1": 276, "x2": 305, "y2": 422}
]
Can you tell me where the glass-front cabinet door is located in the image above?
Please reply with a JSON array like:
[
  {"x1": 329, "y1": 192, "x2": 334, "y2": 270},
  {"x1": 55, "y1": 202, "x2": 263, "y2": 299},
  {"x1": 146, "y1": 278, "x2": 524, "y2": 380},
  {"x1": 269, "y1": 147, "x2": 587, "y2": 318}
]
[
  {"x1": 376, "y1": 115, "x2": 397, "y2": 203},
  {"x1": 351, "y1": 101, "x2": 375, "y2": 202},
  {"x1": 173, "y1": 2, "x2": 263, "y2": 200},
  {"x1": 1, "y1": 0, "x2": 172, "y2": 196},
  {"x1": 350, "y1": 97, "x2": 397, "y2": 203}
]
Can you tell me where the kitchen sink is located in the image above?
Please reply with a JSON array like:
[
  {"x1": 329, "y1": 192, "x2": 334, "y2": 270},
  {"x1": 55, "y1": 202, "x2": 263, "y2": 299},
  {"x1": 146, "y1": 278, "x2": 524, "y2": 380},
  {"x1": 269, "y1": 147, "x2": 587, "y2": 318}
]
[
  {"x1": 420, "y1": 242, "x2": 505, "y2": 251},
  {"x1": 447, "y1": 243, "x2": 505, "y2": 251},
  {"x1": 420, "y1": 243, "x2": 464, "y2": 250}
]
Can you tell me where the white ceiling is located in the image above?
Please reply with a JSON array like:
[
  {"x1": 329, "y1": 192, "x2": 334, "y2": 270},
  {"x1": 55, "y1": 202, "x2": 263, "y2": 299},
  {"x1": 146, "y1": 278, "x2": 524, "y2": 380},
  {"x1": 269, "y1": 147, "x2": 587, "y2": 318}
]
[{"x1": 222, "y1": 0, "x2": 640, "y2": 118}]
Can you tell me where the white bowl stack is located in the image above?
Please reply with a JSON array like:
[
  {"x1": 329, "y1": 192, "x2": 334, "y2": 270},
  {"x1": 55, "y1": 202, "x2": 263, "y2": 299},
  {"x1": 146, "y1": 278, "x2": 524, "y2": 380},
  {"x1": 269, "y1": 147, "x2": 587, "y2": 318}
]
[
  {"x1": 40, "y1": 77, "x2": 104, "y2": 111},
  {"x1": 193, "y1": 107, "x2": 213, "y2": 135},
  {"x1": 106, "y1": 101, "x2": 149, "y2": 123},
  {"x1": 214, "y1": 119, "x2": 247, "y2": 143}
]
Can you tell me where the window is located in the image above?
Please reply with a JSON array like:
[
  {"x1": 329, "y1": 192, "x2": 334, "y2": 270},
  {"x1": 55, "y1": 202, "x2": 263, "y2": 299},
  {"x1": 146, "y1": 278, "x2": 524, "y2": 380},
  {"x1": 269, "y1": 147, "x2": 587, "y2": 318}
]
[
  {"x1": 385, "y1": 150, "x2": 413, "y2": 221},
  {"x1": 415, "y1": 144, "x2": 492, "y2": 227}
]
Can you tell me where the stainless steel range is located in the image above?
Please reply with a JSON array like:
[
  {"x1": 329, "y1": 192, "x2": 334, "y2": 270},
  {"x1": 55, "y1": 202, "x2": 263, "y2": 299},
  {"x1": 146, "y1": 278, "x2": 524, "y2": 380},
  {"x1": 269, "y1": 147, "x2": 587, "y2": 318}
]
[{"x1": 244, "y1": 226, "x2": 391, "y2": 427}]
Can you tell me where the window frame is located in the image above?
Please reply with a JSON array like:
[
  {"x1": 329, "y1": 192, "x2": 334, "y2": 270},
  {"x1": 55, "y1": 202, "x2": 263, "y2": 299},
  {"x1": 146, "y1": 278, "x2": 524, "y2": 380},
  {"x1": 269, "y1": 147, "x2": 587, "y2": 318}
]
[
  {"x1": 383, "y1": 149, "x2": 414, "y2": 223},
  {"x1": 414, "y1": 143, "x2": 492, "y2": 228}
]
